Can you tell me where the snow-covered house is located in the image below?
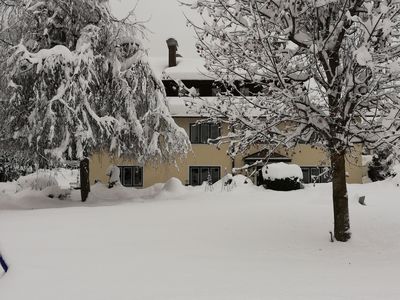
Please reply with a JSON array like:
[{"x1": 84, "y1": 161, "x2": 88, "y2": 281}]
[{"x1": 89, "y1": 38, "x2": 363, "y2": 187}]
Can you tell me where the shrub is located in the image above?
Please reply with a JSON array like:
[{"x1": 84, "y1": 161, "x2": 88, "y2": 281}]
[
  {"x1": 262, "y1": 163, "x2": 303, "y2": 191},
  {"x1": 16, "y1": 171, "x2": 58, "y2": 191},
  {"x1": 263, "y1": 177, "x2": 302, "y2": 191}
]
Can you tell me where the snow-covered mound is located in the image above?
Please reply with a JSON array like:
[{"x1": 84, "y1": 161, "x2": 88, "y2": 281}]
[
  {"x1": 16, "y1": 171, "x2": 58, "y2": 191},
  {"x1": 0, "y1": 168, "x2": 80, "y2": 209},
  {"x1": 231, "y1": 174, "x2": 253, "y2": 186},
  {"x1": 15, "y1": 169, "x2": 79, "y2": 191},
  {"x1": 262, "y1": 163, "x2": 303, "y2": 181},
  {"x1": 212, "y1": 174, "x2": 253, "y2": 190},
  {"x1": 162, "y1": 177, "x2": 185, "y2": 193},
  {"x1": 213, "y1": 173, "x2": 233, "y2": 186}
]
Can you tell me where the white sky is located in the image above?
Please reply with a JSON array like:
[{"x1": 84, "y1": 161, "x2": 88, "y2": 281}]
[{"x1": 109, "y1": 0, "x2": 200, "y2": 58}]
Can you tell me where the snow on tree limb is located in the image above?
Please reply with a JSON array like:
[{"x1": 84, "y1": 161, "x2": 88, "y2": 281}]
[
  {"x1": 183, "y1": 0, "x2": 400, "y2": 157},
  {"x1": 0, "y1": 0, "x2": 190, "y2": 163}
]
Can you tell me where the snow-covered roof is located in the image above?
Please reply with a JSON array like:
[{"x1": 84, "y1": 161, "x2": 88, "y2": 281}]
[
  {"x1": 167, "y1": 96, "x2": 266, "y2": 118},
  {"x1": 167, "y1": 97, "x2": 214, "y2": 117},
  {"x1": 149, "y1": 56, "x2": 215, "y2": 81}
]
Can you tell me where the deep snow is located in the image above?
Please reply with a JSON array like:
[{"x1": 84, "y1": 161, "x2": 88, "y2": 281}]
[{"x1": 0, "y1": 174, "x2": 400, "y2": 299}]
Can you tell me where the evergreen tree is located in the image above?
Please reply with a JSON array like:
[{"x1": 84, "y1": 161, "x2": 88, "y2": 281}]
[{"x1": 0, "y1": 0, "x2": 190, "y2": 198}]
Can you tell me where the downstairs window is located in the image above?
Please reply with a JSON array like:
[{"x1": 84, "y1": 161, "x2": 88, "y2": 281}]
[{"x1": 119, "y1": 166, "x2": 143, "y2": 187}]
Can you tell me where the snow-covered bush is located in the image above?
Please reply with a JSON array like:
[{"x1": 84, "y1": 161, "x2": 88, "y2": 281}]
[
  {"x1": 232, "y1": 174, "x2": 252, "y2": 186},
  {"x1": 17, "y1": 171, "x2": 58, "y2": 192},
  {"x1": 42, "y1": 186, "x2": 71, "y2": 200},
  {"x1": 106, "y1": 165, "x2": 121, "y2": 188},
  {"x1": 15, "y1": 169, "x2": 74, "y2": 199},
  {"x1": 262, "y1": 163, "x2": 303, "y2": 191}
]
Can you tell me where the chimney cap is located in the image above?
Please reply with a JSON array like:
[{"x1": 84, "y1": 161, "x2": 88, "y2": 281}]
[{"x1": 166, "y1": 38, "x2": 178, "y2": 48}]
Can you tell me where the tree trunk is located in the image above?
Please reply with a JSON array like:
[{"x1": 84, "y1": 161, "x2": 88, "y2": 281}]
[
  {"x1": 80, "y1": 158, "x2": 90, "y2": 202},
  {"x1": 331, "y1": 151, "x2": 351, "y2": 242}
]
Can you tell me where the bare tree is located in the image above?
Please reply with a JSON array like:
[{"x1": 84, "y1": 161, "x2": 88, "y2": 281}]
[{"x1": 186, "y1": 0, "x2": 400, "y2": 241}]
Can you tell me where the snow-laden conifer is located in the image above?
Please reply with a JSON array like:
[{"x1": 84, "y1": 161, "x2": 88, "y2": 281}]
[{"x1": 0, "y1": 0, "x2": 190, "y2": 163}]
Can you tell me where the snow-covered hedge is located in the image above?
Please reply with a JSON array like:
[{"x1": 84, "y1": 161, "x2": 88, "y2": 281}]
[{"x1": 262, "y1": 163, "x2": 303, "y2": 191}]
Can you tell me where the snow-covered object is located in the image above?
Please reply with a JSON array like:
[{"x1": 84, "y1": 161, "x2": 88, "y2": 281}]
[
  {"x1": 149, "y1": 57, "x2": 215, "y2": 81},
  {"x1": 16, "y1": 171, "x2": 58, "y2": 191},
  {"x1": 166, "y1": 96, "x2": 264, "y2": 118},
  {"x1": 231, "y1": 174, "x2": 252, "y2": 186},
  {"x1": 262, "y1": 163, "x2": 303, "y2": 181},
  {"x1": 42, "y1": 185, "x2": 71, "y2": 199},
  {"x1": 1, "y1": 0, "x2": 190, "y2": 164},
  {"x1": 13, "y1": 168, "x2": 79, "y2": 192},
  {"x1": 162, "y1": 177, "x2": 185, "y2": 193},
  {"x1": 213, "y1": 173, "x2": 252, "y2": 187},
  {"x1": 106, "y1": 165, "x2": 120, "y2": 185}
]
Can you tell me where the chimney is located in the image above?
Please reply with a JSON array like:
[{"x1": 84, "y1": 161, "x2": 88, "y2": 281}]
[{"x1": 166, "y1": 38, "x2": 178, "y2": 67}]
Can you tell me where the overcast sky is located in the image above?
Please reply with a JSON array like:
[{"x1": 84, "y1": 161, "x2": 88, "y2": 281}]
[{"x1": 109, "y1": 0, "x2": 200, "y2": 58}]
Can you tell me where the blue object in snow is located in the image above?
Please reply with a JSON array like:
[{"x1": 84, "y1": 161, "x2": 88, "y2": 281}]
[{"x1": 0, "y1": 253, "x2": 8, "y2": 273}]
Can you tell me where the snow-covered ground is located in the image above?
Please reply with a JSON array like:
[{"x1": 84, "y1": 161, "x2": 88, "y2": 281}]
[{"x1": 1, "y1": 174, "x2": 400, "y2": 299}]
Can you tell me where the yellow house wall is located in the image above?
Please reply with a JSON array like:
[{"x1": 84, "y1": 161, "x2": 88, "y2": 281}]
[
  {"x1": 89, "y1": 118, "x2": 234, "y2": 187},
  {"x1": 289, "y1": 144, "x2": 363, "y2": 184},
  {"x1": 233, "y1": 144, "x2": 362, "y2": 184},
  {"x1": 90, "y1": 117, "x2": 363, "y2": 186}
]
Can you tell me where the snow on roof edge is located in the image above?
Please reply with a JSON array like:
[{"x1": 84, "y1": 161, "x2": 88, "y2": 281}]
[{"x1": 148, "y1": 56, "x2": 216, "y2": 81}]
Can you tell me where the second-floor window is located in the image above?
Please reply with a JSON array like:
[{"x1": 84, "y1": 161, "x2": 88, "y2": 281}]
[{"x1": 190, "y1": 123, "x2": 220, "y2": 144}]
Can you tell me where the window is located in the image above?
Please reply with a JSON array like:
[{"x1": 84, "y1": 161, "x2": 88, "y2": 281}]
[
  {"x1": 311, "y1": 167, "x2": 320, "y2": 183},
  {"x1": 190, "y1": 123, "x2": 221, "y2": 144},
  {"x1": 301, "y1": 166, "x2": 331, "y2": 184},
  {"x1": 119, "y1": 166, "x2": 143, "y2": 187},
  {"x1": 302, "y1": 168, "x2": 311, "y2": 184},
  {"x1": 189, "y1": 166, "x2": 220, "y2": 186}
]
